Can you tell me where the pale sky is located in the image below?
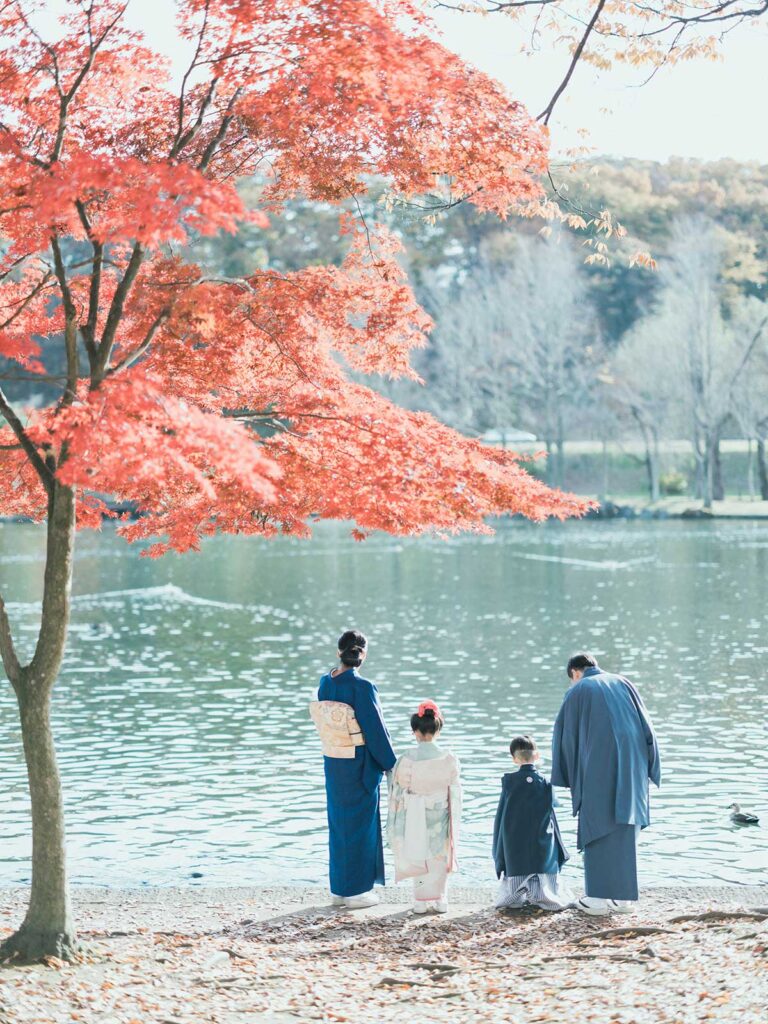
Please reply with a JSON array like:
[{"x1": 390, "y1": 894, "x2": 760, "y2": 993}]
[
  {"x1": 433, "y1": 8, "x2": 768, "y2": 163},
  {"x1": 36, "y1": 1, "x2": 768, "y2": 163}
]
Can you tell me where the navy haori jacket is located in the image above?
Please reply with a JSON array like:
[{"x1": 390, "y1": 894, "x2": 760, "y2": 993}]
[{"x1": 492, "y1": 765, "x2": 569, "y2": 878}]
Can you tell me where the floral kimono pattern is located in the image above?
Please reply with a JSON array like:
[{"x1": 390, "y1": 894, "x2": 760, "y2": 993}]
[{"x1": 387, "y1": 745, "x2": 461, "y2": 900}]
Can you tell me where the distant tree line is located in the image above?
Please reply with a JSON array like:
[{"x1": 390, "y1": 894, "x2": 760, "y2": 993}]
[{"x1": 5, "y1": 158, "x2": 768, "y2": 503}]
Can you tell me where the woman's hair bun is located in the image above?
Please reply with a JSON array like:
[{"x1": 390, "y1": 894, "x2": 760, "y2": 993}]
[
  {"x1": 422, "y1": 707, "x2": 435, "y2": 718},
  {"x1": 337, "y1": 629, "x2": 367, "y2": 667}
]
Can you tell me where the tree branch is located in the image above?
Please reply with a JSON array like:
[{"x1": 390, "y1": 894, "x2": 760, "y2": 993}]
[
  {"x1": 0, "y1": 271, "x2": 54, "y2": 331},
  {"x1": 173, "y1": 0, "x2": 211, "y2": 152},
  {"x1": 95, "y1": 242, "x2": 145, "y2": 383},
  {"x1": 198, "y1": 88, "x2": 243, "y2": 172},
  {"x1": 47, "y1": 4, "x2": 128, "y2": 164},
  {"x1": 0, "y1": 387, "x2": 53, "y2": 492},
  {"x1": 75, "y1": 199, "x2": 102, "y2": 365},
  {"x1": 106, "y1": 307, "x2": 170, "y2": 377},
  {"x1": 537, "y1": 0, "x2": 608, "y2": 125},
  {"x1": 724, "y1": 314, "x2": 768, "y2": 412},
  {"x1": 0, "y1": 253, "x2": 34, "y2": 284},
  {"x1": 171, "y1": 77, "x2": 219, "y2": 160},
  {"x1": 0, "y1": 592, "x2": 23, "y2": 687},
  {"x1": 50, "y1": 235, "x2": 79, "y2": 407}
]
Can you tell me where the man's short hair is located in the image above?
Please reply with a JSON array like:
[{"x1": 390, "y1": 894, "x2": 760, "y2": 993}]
[
  {"x1": 566, "y1": 652, "x2": 598, "y2": 678},
  {"x1": 509, "y1": 734, "x2": 538, "y2": 758}
]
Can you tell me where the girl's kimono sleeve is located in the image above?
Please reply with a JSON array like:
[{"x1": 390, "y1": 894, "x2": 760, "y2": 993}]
[
  {"x1": 387, "y1": 756, "x2": 407, "y2": 850},
  {"x1": 448, "y1": 754, "x2": 462, "y2": 873},
  {"x1": 354, "y1": 679, "x2": 397, "y2": 772},
  {"x1": 387, "y1": 756, "x2": 418, "y2": 882}
]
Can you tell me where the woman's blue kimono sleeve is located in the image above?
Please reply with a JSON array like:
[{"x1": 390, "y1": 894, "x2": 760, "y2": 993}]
[{"x1": 354, "y1": 680, "x2": 397, "y2": 774}]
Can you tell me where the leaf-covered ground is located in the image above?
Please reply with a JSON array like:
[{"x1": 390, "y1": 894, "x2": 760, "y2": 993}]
[{"x1": 1, "y1": 885, "x2": 766, "y2": 1023}]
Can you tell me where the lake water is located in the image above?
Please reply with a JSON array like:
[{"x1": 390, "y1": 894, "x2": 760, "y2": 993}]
[{"x1": 0, "y1": 519, "x2": 766, "y2": 890}]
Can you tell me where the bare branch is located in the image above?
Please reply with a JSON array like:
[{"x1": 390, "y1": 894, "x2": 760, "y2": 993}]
[
  {"x1": 726, "y1": 314, "x2": 768, "y2": 407},
  {"x1": 174, "y1": 0, "x2": 212, "y2": 150},
  {"x1": 537, "y1": 0, "x2": 608, "y2": 125}
]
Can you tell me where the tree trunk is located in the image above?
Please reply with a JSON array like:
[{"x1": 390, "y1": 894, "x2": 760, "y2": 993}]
[
  {"x1": 2, "y1": 688, "x2": 76, "y2": 961},
  {"x1": 555, "y1": 404, "x2": 565, "y2": 489},
  {"x1": 712, "y1": 437, "x2": 725, "y2": 502},
  {"x1": 645, "y1": 450, "x2": 659, "y2": 503},
  {"x1": 599, "y1": 438, "x2": 609, "y2": 502},
  {"x1": 0, "y1": 482, "x2": 77, "y2": 962},
  {"x1": 648, "y1": 432, "x2": 661, "y2": 504},
  {"x1": 544, "y1": 437, "x2": 554, "y2": 485},
  {"x1": 701, "y1": 432, "x2": 715, "y2": 509},
  {"x1": 745, "y1": 438, "x2": 755, "y2": 500},
  {"x1": 632, "y1": 410, "x2": 660, "y2": 504},
  {"x1": 758, "y1": 437, "x2": 768, "y2": 501},
  {"x1": 693, "y1": 443, "x2": 705, "y2": 501}
]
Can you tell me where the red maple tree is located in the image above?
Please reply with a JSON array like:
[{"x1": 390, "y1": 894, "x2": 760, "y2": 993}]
[{"x1": 0, "y1": 0, "x2": 585, "y2": 960}]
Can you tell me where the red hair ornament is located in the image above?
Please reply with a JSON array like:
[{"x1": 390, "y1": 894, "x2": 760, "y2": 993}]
[{"x1": 417, "y1": 700, "x2": 442, "y2": 718}]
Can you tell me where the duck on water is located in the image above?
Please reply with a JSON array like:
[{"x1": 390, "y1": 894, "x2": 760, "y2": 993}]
[{"x1": 729, "y1": 803, "x2": 759, "y2": 825}]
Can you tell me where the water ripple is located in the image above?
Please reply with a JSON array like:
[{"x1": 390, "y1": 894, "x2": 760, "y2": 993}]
[{"x1": 0, "y1": 519, "x2": 766, "y2": 888}]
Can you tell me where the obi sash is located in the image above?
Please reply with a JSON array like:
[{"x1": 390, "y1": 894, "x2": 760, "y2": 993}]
[{"x1": 309, "y1": 699, "x2": 365, "y2": 759}]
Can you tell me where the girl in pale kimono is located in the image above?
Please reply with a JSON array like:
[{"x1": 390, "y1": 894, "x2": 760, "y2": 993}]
[{"x1": 388, "y1": 701, "x2": 461, "y2": 914}]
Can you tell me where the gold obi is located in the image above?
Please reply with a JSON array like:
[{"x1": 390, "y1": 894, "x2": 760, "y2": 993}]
[{"x1": 309, "y1": 700, "x2": 365, "y2": 759}]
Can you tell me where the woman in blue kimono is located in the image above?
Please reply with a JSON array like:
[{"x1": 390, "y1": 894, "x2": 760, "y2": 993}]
[
  {"x1": 314, "y1": 630, "x2": 396, "y2": 909},
  {"x1": 551, "y1": 652, "x2": 661, "y2": 917}
]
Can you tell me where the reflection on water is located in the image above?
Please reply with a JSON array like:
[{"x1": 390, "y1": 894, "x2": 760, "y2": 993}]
[{"x1": 0, "y1": 519, "x2": 766, "y2": 889}]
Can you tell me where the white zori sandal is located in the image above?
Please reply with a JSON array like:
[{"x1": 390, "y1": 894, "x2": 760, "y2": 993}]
[
  {"x1": 575, "y1": 897, "x2": 636, "y2": 916},
  {"x1": 332, "y1": 891, "x2": 380, "y2": 909}
]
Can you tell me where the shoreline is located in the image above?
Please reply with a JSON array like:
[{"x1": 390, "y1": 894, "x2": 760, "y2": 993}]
[
  {"x1": 4, "y1": 498, "x2": 768, "y2": 530},
  {"x1": 585, "y1": 497, "x2": 768, "y2": 520},
  {"x1": 2, "y1": 884, "x2": 767, "y2": 1023}
]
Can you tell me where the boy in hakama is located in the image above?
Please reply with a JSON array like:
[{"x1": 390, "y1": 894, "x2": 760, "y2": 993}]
[{"x1": 493, "y1": 734, "x2": 572, "y2": 910}]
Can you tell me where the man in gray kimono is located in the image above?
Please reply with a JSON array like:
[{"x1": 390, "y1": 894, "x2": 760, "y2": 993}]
[{"x1": 551, "y1": 652, "x2": 660, "y2": 916}]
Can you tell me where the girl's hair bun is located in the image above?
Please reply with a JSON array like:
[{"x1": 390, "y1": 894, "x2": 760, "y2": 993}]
[
  {"x1": 417, "y1": 700, "x2": 441, "y2": 718},
  {"x1": 411, "y1": 700, "x2": 443, "y2": 735}
]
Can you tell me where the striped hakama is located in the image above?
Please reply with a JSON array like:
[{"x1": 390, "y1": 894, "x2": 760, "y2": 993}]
[{"x1": 496, "y1": 872, "x2": 573, "y2": 911}]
